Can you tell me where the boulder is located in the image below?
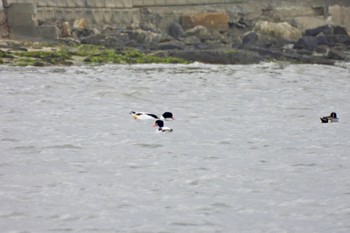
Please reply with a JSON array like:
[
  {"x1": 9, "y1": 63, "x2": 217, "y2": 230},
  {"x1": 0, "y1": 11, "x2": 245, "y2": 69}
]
[
  {"x1": 333, "y1": 26, "x2": 349, "y2": 35},
  {"x1": 60, "y1": 21, "x2": 71, "y2": 38},
  {"x1": 294, "y1": 36, "x2": 319, "y2": 51},
  {"x1": 181, "y1": 12, "x2": 229, "y2": 31},
  {"x1": 128, "y1": 29, "x2": 162, "y2": 45},
  {"x1": 327, "y1": 49, "x2": 348, "y2": 60},
  {"x1": 305, "y1": 25, "x2": 332, "y2": 37},
  {"x1": 73, "y1": 18, "x2": 88, "y2": 31},
  {"x1": 253, "y1": 21, "x2": 302, "y2": 41},
  {"x1": 182, "y1": 35, "x2": 201, "y2": 46},
  {"x1": 168, "y1": 22, "x2": 184, "y2": 39},
  {"x1": 242, "y1": 31, "x2": 258, "y2": 46},
  {"x1": 316, "y1": 33, "x2": 333, "y2": 47},
  {"x1": 185, "y1": 26, "x2": 211, "y2": 42},
  {"x1": 157, "y1": 41, "x2": 185, "y2": 50}
]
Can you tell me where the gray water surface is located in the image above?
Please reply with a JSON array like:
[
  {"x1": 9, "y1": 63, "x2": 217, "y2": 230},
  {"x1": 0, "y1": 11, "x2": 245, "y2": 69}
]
[{"x1": 1, "y1": 63, "x2": 350, "y2": 233}]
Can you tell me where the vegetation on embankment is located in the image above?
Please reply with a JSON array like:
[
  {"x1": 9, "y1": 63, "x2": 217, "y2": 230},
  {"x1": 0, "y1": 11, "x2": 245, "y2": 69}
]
[{"x1": 0, "y1": 41, "x2": 190, "y2": 66}]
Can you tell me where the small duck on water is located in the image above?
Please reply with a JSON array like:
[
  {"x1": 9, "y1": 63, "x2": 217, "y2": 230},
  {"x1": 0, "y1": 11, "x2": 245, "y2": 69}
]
[
  {"x1": 130, "y1": 111, "x2": 175, "y2": 120},
  {"x1": 153, "y1": 120, "x2": 173, "y2": 132},
  {"x1": 320, "y1": 112, "x2": 339, "y2": 123}
]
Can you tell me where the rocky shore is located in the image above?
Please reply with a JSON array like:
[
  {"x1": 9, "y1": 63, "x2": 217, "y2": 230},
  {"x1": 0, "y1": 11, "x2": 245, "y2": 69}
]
[{"x1": 1, "y1": 13, "x2": 350, "y2": 66}]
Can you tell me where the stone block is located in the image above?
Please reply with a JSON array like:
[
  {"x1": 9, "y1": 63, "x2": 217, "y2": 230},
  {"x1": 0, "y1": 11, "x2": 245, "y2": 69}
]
[
  {"x1": 91, "y1": 9, "x2": 104, "y2": 24},
  {"x1": 84, "y1": 9, "x2": 93, "y2": 24},
  {"x1": 112, "y1": 9, "x2": 121, "y2": 24},
  {"x1": 44, "y1": 7, "x2": 56, "y2": 21},
  {"x1": 154, "y1": 0, "x2": 166, "y2": 5},
  {"x1": 124, "y1": 0, "x2": 133, "y2": 8},
  {"x1": 294, "y1": 16, "x2": 328, "y2": 32},
  {"x1": 10, "y1": 25, "x2": 36, "y2": 39},
  {"x1": 45, "y1": 0, "x2": 59, "y2": 7},
  {"x1": 131, "y1": 9, "x2": 141, "y2": 24},
  {"x1": 103, "y1": 9, "x2": 113, "y2": 24},
  {"x1": 73, "y1": 0, "x2": 86, "y2": 7},
  {"x1": 63, "y1": 9, "x2": 75, "y2": 21},
  {"x1": 7, "y1": 13, "x2": 34, "y2": 27},
  {"x1": 133, "y1": 0, "x2": 144, "y2": 7},
  {"x1": 7, "y1": 3, "x2": 37, "y2": 14},
  {"x1": 142, "y1": 0, "x2": 155, "y2": 6},
  {"x1": 121, "y1": 11, "x2": 131, "y2": 24},
  {"x1": 36, "y1": 7, "x2": 46, "y2": 20},
  {"x1": 65, "y1": 0, "x2": 77, "y2": 8},
  {"x1": 36, "y1": 0, "x2": 48, "y2": 7},
  {"x1": 105, "y1": 0, "x2": 116, "y2": 8},
  {"x1": 55, "y1": 8, "x2": 65, "y2": 20},
  {"x1": 114, "y1": 0, "x2": 132, "y2": 8},
  {"x1": 96, "y1": 0, "x2": 106, "y2": 8},
  {"x1": 56, "y1": 0, "x2": 68, "y2": 7},
  {"x1": 169, "y1": 0, "x2": 187, "y2": 5},
  {"x1": 73, "y1": 8, "x2": 85, "y2": 20},
  {"x1": 330, "y1": 5, "x2": 350, "y2": 31},
  {"x1": 34, "y1": 25, "x2": 59, "y2": 40},
  {"x1": 86, "y1": 0, "x2": 105, "y2": 8}
]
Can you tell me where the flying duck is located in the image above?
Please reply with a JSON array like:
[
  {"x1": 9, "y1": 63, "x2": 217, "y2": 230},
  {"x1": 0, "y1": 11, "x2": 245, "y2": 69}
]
[
  {"x1": 320, "y1": 112, "x2": 339, "y2": 123},
  {"x1": 153, "y1": 120, "x2": 173, "y2": 132},
  {"x1": 130, "y1": 111, "x2": 175, "y2": 120}
]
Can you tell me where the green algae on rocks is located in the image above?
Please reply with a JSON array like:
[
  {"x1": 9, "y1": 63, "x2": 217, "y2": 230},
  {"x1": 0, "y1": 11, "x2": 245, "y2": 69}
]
[{"x1": 0, "y1": 43, "x2": 190, "y2": 66}]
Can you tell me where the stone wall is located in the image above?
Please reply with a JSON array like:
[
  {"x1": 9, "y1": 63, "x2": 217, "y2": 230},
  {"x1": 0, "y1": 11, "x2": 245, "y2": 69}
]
[
  {"x1": 0, "y1": 0, "x2": 9, "y2": 38},
  {"x1": 2, "y1": 0, "x2": 350, "y2": 40}
]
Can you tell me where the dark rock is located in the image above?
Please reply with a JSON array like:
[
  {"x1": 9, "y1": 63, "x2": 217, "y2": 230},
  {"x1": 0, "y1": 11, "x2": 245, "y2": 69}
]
[
  {"x1": 316, "y1": 33, "x2": 332, "y2": 46},
  {"x1": 228, "y1": 19, "x2": 246, "y2": 29},
  {"x1": 319, "y1": 34, "x2": 350, "y2": 46},
  {"x1": 294, "y1": 36, "x2": 319, "y2": 51},
  {"x1": 168, "y1": 22, "x2": 184, "y2": 39},
  {"x1": 157, "y1": 41, "x2": 185, "y2": 50},
  {"x1": 140, "y1": 22, "x2": 159, "y2": 33},
  {"x1": 327, "y1": 49, "x2": 347, "y2": 60},
  {"x1": 333, "y1": 26, "x2": 348, "y2": 35},
  {"x1": 242, "y1": 32, "x2": 258, "y2": 46},
  {"x1": 314, "y1": 46, "x2": 328, "y2": 54},
  {"x1": 80, "y1": 34, "x2": 121, "y2": 48},
  {"x1": 332, "y1": 35, "x2": 350, "y2": 45},
  {"x1": 185, "y1": 26, "x2": 211, "y2": 42},
  {"x1": 80, "y1": 33, "x2": 107, "y2": 45},
  {"x1": 305, "y1": 25, "x2": 332, "y2": 37},
  {"x1": 75, "y1": 28, "x2": 95, "y2": 40}
]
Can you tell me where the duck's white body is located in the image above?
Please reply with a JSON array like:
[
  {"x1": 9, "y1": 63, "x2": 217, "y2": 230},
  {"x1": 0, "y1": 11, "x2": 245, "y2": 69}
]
[
  {"x1": 130, "y1": 111, "x2": 158, "y2": 120},
  {"x1": 130, "y1": 111, "x2": 174, "y2": 121},
  {"x1": 157, "y1": 127, "x2": 173, "y2": 133},
  {"x1": 153, "y1": 120, "x2": 173, "y2": 133}
]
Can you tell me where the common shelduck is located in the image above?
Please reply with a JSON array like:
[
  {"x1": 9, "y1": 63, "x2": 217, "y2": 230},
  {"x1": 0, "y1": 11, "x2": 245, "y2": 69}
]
[
  {"x1": 130, "y1": 111, "x2": 175, "y2": 120},
  {"x1": 320, "y1": 112, "x2": 338, "y2": 123},
  {"x1": 153, "y1": 120, "x2": 173, "y2": 132}
]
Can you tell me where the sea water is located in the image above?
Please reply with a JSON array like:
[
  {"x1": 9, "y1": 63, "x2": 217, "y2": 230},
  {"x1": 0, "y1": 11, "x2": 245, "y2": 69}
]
[{"x1": 1, "y1": 62, "x2": 350, "y2": 233}]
